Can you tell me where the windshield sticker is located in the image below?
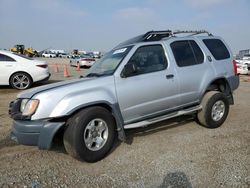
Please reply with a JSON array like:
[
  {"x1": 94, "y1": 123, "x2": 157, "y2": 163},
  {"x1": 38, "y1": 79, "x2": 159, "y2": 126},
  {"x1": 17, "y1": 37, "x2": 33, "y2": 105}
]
[{"x1": 113, "y1": 48, "x2": 127, "y2": 55}]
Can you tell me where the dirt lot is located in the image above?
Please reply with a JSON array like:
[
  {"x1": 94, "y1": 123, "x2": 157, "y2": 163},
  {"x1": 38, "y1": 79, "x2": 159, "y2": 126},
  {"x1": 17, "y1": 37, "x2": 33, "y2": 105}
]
[{"x1": 0, "y1": 58, "x2": 249, "y2": 187}]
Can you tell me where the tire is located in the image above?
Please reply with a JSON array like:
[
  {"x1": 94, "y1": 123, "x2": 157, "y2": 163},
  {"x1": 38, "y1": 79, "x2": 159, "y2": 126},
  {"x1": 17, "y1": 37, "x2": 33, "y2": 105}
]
[
  {"x1": 63, "y1": 107, "x2": 116, "y2": 162},
  {"x1": 10, "y1": 72, "x2": 32, "y2": 90},
  {"x1": 197, "y1": 91, "x2": 229, "y2": 128}
]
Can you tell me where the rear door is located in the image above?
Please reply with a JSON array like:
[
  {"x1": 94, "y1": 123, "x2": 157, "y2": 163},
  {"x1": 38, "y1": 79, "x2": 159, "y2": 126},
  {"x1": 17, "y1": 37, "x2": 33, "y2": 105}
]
[
  {"x1": 0, "y1": 53, "x2": 16, "y2": 85},
  {"x1": 115, "y1": 44, "x2": 180, "y2": 124},
  {"x1": 169, "y1": 39, "x2": 213, "y2": 106}
]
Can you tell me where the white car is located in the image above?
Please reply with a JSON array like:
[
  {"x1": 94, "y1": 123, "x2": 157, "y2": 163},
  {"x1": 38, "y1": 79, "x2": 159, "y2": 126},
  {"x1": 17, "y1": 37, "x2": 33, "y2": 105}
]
[
  {"x1": 242, "y1": 54, "x2": 250, "y2": 60},
  {"x1": 236, "y1": 61, "x2": 249, "y2": 75},
  {"x1": 58, "y1": 53, "x2": 71, "y2": 58},
  {"x1": 0, "y1": 50, "x2": 50, "y2": 89},
  {"x1": 69, "y1": 55, "x2": 95, "y2": 68},
  {"x1": 42, "y1": 51, "x2": 56, "y2": 58}
]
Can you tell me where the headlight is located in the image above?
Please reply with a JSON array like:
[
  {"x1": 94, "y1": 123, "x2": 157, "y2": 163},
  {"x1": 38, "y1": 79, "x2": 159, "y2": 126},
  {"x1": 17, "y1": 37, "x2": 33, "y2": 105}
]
[
  {"x1": 22, "y1": 99, "x2": 39, "y2": 116},
  {"x1": 20, "y1": 99, "x2": 29, "y2": 112}
]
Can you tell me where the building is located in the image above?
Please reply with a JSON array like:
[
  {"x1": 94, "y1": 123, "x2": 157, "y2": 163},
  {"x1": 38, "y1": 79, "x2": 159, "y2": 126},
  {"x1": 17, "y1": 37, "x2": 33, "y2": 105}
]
[{"x1": 238, "y1": 49, "x2": 250, "y2": 59}]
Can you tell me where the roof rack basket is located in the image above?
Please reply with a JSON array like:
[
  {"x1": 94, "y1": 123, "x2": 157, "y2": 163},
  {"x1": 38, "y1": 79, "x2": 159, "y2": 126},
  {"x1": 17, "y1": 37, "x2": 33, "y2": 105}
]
[{"x1": 143, "y1": 30, "x2": 172, "y2": 41}]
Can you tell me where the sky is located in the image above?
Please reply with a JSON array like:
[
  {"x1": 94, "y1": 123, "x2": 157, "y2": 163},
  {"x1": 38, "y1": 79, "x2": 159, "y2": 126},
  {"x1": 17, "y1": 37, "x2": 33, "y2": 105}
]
[{"x1": 0, "y1": 0, "x2": 249, "y2": 54}]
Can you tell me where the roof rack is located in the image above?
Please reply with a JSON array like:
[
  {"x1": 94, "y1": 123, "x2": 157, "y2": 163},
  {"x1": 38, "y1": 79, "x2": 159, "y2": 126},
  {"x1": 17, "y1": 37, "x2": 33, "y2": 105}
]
[
  {"x1": 142, "y1": 30, "x2": 212, "y2": 41},
  {"x1": 115, "y1": 29, "x2": 213, "y2": 48},
  {"x1": 143, "y1": 30, "x2": 172, "y2": 41},
  {"x1": 172, "y1": 30, "x2": 213, "y2": 36}
]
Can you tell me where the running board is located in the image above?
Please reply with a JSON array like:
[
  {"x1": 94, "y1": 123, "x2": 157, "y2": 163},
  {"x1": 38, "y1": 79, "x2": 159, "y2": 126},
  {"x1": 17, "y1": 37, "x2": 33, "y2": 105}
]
[{"x1": 124, "y1": 105, "x2": 202, "y2": 129}]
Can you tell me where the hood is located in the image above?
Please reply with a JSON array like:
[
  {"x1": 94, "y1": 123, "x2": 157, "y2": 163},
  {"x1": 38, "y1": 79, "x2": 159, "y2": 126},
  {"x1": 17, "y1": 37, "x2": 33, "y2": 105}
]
[{"x1": 17, "y1": 78, "x2": 92, "y2": 98}]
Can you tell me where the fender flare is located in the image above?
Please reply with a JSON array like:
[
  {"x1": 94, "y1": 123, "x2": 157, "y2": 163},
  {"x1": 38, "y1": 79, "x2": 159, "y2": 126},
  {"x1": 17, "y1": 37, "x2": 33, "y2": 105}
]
[
  {"x1": 65, "y1": 100, "x2": 126, "y2": 141},
  {"x1": 200, "y1": 77, "x2": 234, "y2": 104}
]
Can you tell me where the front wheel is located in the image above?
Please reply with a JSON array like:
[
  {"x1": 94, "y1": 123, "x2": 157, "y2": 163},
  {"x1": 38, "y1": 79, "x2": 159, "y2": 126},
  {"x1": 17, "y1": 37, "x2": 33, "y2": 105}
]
[
  {"x1": 63, "y1": 107, "x2": 116, "y2": 162},
  {"x1": 197, "y1": 91, "x2": 229, "y2": 128}
]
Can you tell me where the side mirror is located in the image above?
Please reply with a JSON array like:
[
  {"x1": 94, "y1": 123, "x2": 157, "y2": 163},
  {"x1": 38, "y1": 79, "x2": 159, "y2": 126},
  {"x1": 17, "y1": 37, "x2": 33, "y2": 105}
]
[{"x1": 122, "y1": 62, "x2": 138, "y2": 78}]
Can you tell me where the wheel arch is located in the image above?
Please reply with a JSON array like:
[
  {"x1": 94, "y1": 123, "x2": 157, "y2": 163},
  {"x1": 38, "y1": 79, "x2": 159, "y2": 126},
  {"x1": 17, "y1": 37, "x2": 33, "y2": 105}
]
[
  {"x1": 51, "y1": 101, "x2": 126, "y2": 144},
  {"x1": 201, "y1": 77, "x2": 234, "y2": 105}
]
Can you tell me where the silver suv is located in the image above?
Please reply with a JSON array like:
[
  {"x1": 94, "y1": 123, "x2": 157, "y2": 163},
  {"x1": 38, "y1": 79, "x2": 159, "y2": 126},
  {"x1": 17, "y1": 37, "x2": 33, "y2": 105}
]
[{"x1": 9, "y1": 30, "x2": 239, "y2": 162}]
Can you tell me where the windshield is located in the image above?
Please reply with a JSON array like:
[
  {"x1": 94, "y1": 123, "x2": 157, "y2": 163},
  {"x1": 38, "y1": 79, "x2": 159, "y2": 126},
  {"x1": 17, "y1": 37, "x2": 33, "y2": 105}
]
[{"x1": 85, "y1": 46, "x2": 133, "y2": 77}]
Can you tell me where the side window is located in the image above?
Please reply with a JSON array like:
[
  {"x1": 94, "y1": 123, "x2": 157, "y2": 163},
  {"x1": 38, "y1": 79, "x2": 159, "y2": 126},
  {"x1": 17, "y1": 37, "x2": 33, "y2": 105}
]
[
  {"x1": 126, "y1": 45, "x2": 167, "y2": 76},
  {"x1": 170, "y1": 40, "x2": 204, "y2": 67},
  {"x1": 203, "y1": 39, "x2": 230, "y2": 60},
  {"x1": 189, "y1": 40, "x2": 204, "y2": 64},
  {"x1": 0, "y1": 53, "x2": 15, "y2": 62}
]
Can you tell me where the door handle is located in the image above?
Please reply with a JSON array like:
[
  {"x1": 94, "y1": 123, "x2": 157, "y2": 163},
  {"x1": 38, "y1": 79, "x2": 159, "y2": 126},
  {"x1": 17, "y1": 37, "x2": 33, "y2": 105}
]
[{"x1": 166, "y1": 74, "x2": 174, "y2": 79}]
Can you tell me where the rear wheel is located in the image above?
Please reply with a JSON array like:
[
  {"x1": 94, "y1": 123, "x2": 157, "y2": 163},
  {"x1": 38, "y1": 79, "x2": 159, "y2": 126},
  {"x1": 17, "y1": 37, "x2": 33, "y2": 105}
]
[
  {"x1": 197, "y1": 91, "x2": 229, "y2": 128},
  {"x1": 63, "y1": 107, "x2": 116, "y2": 162},
  {"x1": 10, "y1": 72, "x2": 32, "y2": 90}
]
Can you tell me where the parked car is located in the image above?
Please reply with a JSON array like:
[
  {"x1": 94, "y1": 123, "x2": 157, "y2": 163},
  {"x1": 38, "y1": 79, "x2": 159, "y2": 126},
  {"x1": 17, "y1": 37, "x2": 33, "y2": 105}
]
[
  {"x1": 42, "y1": 51, "x2": 56, "y2": 58},
  {"x1": 9, "y1": 30, "x2": 239, "y2": 162},
  {"x1": 235, "y1": 61, "x2": 249, "y2": 75},
  {"x1": 242, "y1": 54, "x2": 250, "y2": 60},
  {"x1": 69, "y1": 54, "x2": 95, "y2": 67},
  {"x1": 242, "y1": 55, "x2": 250, "y2": 70},
  {"x1": 58, "y1": 53, "x2": 71, "y2": 58},
  {"x1": 0, "y1": 50, "x2": 50, "y2": 89}
]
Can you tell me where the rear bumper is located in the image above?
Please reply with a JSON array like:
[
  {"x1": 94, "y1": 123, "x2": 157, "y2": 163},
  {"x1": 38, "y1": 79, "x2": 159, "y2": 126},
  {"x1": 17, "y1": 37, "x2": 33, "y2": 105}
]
[
  {"x1": 11, "y1": 120, "x2": 64, "y2": 149},
  {"x1": 37, "y1": 73, "x2": 51, "y2": 83},
  {"x1": 80, "y1": 61, "x2": 94, "y2": 67},
  {"x1": 33, "y1": 72, "x2": 51, "y2": 83},
  {"x1": 238, "y1": 69, "x2": 249, "y2": 75}
]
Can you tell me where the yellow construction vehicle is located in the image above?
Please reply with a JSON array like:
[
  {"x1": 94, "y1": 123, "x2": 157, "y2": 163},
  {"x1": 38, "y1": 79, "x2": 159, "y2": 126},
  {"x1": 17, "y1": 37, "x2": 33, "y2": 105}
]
[
  {"x1": 73, "y1": 49, "x2": 79, "y2": 55},
  {"x1": 10, "y1": 45, "x2": 38, "y2": 57}
]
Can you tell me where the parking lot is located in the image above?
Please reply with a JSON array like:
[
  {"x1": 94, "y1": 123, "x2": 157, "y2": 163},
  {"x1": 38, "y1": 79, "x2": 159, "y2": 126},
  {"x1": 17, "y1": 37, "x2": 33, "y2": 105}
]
[{"x1": 0, "y1": 58, "x2": 249, "y2": 187}]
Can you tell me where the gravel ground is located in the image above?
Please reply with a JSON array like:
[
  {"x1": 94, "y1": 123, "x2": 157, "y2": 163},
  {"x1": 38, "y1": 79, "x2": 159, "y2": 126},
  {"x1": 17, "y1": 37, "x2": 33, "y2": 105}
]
[{"x1": 0, "y1": 58, "x2": 249, "y2": 187}]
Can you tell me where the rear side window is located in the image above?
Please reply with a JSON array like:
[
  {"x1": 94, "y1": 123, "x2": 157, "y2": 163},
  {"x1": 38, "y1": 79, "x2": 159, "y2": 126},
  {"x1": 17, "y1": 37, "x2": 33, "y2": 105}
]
[
  {"x1": 203, "y1": 39, "x2": 230, "y2": 60},
  {"x1": 0, "y1": 53, "x2": 15, "y2": 62},
  {"x1": 170, "y1": 40, "x2": 204, "y2": 67}
]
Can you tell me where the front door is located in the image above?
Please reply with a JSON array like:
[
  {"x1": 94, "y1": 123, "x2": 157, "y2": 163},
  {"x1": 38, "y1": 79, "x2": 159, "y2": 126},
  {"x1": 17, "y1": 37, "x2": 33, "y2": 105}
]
[{"x1": 115, "y1": 44, "x2": 180, "y2": 124}]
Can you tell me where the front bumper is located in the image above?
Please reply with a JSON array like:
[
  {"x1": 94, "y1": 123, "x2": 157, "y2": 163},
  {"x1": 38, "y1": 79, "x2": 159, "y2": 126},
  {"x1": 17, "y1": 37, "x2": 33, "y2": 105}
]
[{"x1": 11, "y1": 120, "x2": 64, "y2": 149}]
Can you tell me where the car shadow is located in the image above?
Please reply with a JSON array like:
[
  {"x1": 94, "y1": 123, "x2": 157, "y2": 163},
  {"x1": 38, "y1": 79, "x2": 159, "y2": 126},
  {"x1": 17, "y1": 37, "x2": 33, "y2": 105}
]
[
  {"x1": 0, "y1": 80, "x2": 62, "y2": 90},
  {"x1": 0, "y1": 88, "x2": 18, "y2": 96},
  {"x1": 50, "y1": 115, "x2": 196, "y2": 157},
  {"x1": 50, "y1": 127, "x2": 67, "y2": 154},
  {"x1": 50, "y1": 126, "x2": 123, "y2": 158},
  {"x1": 0, "y1": 135, "x2": 17, "y2": 150},
  {"x1": 159, "y1": 171, "x2": 193, "y2": 188},
  {"x1": 33, "y1": 80, "x2": 62, "y2": 87},
  {"x1": 125, "y1": 115, "x2": 195, "y2": 145}
]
